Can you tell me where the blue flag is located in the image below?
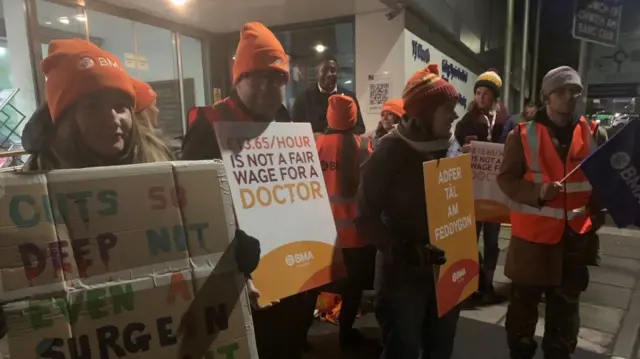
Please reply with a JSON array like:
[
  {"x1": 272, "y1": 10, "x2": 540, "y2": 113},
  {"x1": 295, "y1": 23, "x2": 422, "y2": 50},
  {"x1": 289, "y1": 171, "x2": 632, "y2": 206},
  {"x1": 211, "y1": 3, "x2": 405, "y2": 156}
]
[{"x1": 581, "y1": 120, "x2": 640, "y2": 227}]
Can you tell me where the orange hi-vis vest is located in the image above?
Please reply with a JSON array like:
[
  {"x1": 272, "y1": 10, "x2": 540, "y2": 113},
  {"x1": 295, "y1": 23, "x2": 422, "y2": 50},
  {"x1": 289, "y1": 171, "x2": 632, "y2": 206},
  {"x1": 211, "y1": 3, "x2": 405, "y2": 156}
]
[
  {"x1": 510, "y1": 117, "x2": 595, "y2": 245},
  {"x1": 315, "y1": 134, "x2": 372, "y2": 248}
]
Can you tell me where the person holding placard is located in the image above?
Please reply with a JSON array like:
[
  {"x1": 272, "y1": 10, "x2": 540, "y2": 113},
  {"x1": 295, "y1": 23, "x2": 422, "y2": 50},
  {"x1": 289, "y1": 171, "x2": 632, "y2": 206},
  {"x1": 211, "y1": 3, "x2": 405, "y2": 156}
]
[
  {"x1": 498, "y1": 66, "x2": 608, "y2": 359},
  {"x1": 314, "y1": 94, "x2": 375, "y2": 351},
  {"x1": 13, "y1": 39, "x2": 262, "y2": 355},
  {"x1": 356, "y1": 64, "x2": 461, "y2": 359},
  {"x1": 453, "y1": 69, "x2": 506, "y2": 305},
  {"x1": 181, "y1": 22, "x2": 311, "y2": 359}
]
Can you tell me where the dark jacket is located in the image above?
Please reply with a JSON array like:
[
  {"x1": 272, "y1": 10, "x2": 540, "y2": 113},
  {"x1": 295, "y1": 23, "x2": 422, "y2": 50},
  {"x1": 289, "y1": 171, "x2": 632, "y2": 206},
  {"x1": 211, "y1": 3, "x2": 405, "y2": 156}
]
[
  {"x1": 355, "y1": 132, "x2": 448, "y2": 295},
  {"x1": 454, "y1": 102, "x2": 506, "y2": 146},
  {"x1": 181, "y1": 92, "x2": 291, "y2": 276},
  {"x1": 291, "y1": 84, "x2": 365, "y2": 134},
  {"x1": 500, "y1": 114, "x2": 526, "y2": 143},
  {"x1": 497, "y1": 110, "x2": 608, "y2": 288},
  {"x1": 182, "y1": 93, "x2": 291, "y2": 160}
]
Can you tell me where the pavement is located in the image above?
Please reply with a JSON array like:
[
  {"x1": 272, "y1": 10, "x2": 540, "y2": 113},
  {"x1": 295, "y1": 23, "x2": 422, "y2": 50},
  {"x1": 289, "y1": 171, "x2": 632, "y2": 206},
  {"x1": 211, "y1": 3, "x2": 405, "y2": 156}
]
[{"x1": 305, "y1": 223, "x2": 640, "y2": 359}]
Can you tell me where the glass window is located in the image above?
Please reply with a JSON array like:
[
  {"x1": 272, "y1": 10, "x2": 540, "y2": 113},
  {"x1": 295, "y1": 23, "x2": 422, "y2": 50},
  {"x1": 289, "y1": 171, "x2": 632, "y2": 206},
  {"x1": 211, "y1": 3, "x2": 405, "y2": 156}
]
[
  {"x1": 180, "y1": 34, "x2": 206, "y2": 107},
  {"x1": 84, "y1": 8, "x2": 136, "y2": 76},
  {"x1": 0, "y1": 0, "x2": 47, "y2": 150},
  {"x1": 134, "y1": 22, "x2": 184, "y2": 140},
  {"x1": 273, "y1": 21, "x2": 355, "y2": 110},
  {"x1": 36, "y1": 0, "x2": 88, "y2": 44},
  {"x1": 85, "y1": 8, "x2": 184, "y2": 140}
]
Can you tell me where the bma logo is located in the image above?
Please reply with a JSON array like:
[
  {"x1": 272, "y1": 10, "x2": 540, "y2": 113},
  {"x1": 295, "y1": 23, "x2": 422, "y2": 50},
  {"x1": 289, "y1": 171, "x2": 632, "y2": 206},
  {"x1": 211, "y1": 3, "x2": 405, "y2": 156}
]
[
  {"x1": 610, "y1": 151, "x2": 640, "y2": 204},
  {"x1": 611, "y1": 151, "x2": 630, "y2": 170},
  {"x1": 285, "y1": 251, "x2": 315, "y2": 267},
  {"x1": 411, "y1": 40, "x2": 430, "y2": 64},
  {"x1": 452, "y1": 268, "x2": 467, "y2": 283}
]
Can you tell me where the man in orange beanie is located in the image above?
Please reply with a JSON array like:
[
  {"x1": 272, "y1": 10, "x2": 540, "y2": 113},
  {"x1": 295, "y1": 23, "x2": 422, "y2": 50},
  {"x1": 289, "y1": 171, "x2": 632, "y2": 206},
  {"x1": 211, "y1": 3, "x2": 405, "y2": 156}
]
[
  {"x1": 357, "y1": 64, "x2": 462, "y2": 358},
  {"x1": 181, "y1": 22, "x2": 313, "y2": 359}
]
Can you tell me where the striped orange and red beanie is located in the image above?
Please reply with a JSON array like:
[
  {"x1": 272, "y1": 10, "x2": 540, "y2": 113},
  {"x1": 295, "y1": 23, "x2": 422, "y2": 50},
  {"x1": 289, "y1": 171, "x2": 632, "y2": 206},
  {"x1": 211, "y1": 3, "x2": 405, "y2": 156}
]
[{"x1": 402, "y1": 64, "x2": 458, "y2": 119}]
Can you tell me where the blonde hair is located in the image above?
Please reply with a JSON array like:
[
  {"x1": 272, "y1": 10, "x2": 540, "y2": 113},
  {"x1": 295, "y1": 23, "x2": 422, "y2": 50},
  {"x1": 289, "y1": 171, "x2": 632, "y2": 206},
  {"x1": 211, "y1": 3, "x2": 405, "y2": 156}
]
[
  {"x1": 133, "y1": 106, "x2": 170, "y2": 163},
  {"x1": 29, "y1": 107, "x2": 172, "y2": 171}
]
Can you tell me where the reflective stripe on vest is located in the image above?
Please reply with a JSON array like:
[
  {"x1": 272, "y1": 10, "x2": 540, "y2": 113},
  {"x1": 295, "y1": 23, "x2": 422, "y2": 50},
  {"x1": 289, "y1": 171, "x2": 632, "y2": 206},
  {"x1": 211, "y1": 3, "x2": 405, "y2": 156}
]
[
  {"x1": 517, "y1": 120, "x2": 591, "y2": 219},
  {"x1": 330, "y1": 196, "x2": 356, "y2": 227},
  {"x1": 514, "y1": 204, "x2": 587, "y2": 220},
  {"x1": 523, "y1": 120, "x2": 593, "y2": 192}
]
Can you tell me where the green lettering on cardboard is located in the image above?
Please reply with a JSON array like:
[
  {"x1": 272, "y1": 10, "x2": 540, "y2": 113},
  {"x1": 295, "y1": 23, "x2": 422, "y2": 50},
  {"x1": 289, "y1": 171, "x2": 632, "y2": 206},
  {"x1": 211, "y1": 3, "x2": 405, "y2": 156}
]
[
  {"x1": 217, "y1": 343, "x2": 239, "y2": 359},
  {"x1": 86, "y1": 288, "x2": 108, "y2": 319},
  {"x1": 54, "y1": 294, "x2": 83, "y2": 325},
  {"x1": 27, "y1": 302, "x2": 52, "y2": 329},
  {"x1": 172, "y1": 225, "x2": 187, "y2": 251},
  {"x1": 110, "y1": 283, "x2": 134, "y2": 314},
  {"x1": 147, "y1": 227, "x2": 172, "y2": 255}
]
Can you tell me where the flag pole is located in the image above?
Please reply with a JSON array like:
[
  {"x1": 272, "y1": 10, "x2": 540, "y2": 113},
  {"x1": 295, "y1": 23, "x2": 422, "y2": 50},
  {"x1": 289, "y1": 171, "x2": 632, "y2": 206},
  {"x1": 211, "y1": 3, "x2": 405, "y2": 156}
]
[{"x1": 559, "y1": 163, "x2": 583, "y2": 183}]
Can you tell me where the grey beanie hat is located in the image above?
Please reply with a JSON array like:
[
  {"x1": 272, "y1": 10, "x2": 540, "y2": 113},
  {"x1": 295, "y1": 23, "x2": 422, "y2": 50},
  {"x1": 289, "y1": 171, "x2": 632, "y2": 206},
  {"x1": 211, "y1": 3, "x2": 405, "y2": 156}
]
[{"x1": 541, "y1": 66, "x2": 583, "y2": 98}]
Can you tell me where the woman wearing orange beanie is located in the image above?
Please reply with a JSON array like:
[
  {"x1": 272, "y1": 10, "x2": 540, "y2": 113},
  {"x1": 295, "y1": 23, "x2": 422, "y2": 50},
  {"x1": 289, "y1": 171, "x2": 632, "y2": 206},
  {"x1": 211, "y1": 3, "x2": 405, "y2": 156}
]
[
  {"x1": 22, "y1": 39, "x2": 172, "y2": 170},
  {"x1": 356, "y1": 64, "x2": 461, "y2": 358},
  {"x1": 15, "y1": 39, "x2": 262, "y2": 354},
  {"x1": 372, "y1": 99, "x2": 404, "y2": 149},
  {"x1": 314, "y1": 94, "x2": 375, "y2": 351}
]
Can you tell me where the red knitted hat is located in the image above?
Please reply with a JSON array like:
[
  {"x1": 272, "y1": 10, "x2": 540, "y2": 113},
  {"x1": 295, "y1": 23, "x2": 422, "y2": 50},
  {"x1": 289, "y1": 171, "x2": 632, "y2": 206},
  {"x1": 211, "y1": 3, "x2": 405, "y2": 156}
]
[{"x1": 403, "y1": 64, "x2": 459, "y2": 119}]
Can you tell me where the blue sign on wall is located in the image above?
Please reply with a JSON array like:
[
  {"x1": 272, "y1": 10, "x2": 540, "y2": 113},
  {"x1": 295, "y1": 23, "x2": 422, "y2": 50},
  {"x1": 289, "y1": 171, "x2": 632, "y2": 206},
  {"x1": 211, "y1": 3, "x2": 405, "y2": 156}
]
[
  {"x1": 441, "y1": 59, "x2": 469, "y2": 83},
  {"x1": 412, "y1": 40, "x2": 431, "y2": 64}
]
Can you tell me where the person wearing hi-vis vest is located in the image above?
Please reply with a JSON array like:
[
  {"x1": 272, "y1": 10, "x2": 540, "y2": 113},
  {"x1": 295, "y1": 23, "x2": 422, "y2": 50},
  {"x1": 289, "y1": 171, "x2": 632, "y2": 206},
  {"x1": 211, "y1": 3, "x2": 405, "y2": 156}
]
[
  {"x1": 314, "y1": 94, "x2": 375, "y2": 351},
  {"x1": 497, "y1": 66, "x2": 608, "y2": 359}
]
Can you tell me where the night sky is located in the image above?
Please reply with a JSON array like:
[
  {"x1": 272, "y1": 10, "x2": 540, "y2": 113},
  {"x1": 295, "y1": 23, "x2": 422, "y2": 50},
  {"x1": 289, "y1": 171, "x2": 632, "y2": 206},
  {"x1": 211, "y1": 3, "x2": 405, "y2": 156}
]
[{"x1": 533, "y1": 0, "x2": 639, "y2": 92}]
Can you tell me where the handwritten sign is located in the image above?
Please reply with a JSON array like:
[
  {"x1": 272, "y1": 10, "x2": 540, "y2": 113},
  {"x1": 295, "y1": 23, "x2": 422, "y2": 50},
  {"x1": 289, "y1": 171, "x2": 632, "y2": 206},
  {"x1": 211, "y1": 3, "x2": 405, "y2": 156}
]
[
  {"x1": 214, "y1": 122, "x2": 339, "y2": 304},
  {"x1": 471, "y1": 141, "x2": 512, "y2": 223},
  {"x1": 423, "y1": 154, "x2": 479, "y2": 317},
  {"x1": 0, "y1": 161, "x2": 257, "y2": 359}
]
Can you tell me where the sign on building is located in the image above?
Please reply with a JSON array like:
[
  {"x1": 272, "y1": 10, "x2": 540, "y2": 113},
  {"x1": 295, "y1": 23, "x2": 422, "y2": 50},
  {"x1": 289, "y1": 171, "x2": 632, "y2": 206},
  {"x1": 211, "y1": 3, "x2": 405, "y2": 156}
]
[{"x1": 572, "y1": 0, "x2": 623, "y2": 47}]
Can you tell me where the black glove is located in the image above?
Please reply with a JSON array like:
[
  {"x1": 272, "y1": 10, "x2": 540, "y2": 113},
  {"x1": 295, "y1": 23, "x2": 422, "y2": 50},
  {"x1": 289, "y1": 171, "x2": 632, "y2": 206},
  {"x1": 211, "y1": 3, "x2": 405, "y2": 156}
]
[
  {"x1": 396, "y1": 241, "x2": 447, "y2": 267},
  {"x1": 422, "y1": 244, "x2": 447, "y2": 266},
  {"x1": 234, "y1": 229, "x2": 261, "y2": 276}
]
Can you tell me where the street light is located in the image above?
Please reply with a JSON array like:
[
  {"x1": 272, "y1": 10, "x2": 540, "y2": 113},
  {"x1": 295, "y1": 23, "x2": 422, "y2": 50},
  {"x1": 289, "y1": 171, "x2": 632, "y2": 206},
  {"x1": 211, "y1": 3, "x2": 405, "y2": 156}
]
[{"x1": 314, "y1": 44, "x2": 327, "y2": 53}]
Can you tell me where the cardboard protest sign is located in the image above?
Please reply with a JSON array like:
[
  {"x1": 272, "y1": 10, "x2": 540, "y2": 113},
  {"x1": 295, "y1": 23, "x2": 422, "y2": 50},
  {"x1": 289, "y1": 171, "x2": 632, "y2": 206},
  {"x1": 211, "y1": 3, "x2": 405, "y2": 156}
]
[
  {"x1": 470, "y1": 141, "x2": 511, "y2": 223},
  {"x1": 0, "y1": 161, "x2": 257, "y2": 359},
  {"x1": 214, "y1": 122, "x2": 340, "y2": 304},
  {"x1": 423, "y1": 154, "x2": 479, "y2": 317}
]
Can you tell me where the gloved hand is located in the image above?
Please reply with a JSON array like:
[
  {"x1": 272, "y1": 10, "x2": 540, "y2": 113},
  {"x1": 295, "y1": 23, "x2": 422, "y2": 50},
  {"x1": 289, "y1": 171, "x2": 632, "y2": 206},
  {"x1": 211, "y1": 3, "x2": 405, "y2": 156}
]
[
  {"x1": 421, "y1": 244, "x2": 447, "y2": 265},
  {"x1": 396, "y1": 241, "x2": 447, "y2": 267},
  {"x1": 234, "y1": 229, "x2": 261, "y2": 276}
]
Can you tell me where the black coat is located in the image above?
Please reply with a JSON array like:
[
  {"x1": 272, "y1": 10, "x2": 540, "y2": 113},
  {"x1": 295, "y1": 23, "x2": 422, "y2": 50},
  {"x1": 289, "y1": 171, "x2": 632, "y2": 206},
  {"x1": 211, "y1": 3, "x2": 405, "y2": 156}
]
[{"x1": 291, "y1": 85, "x2": 365, "y2": 134}]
